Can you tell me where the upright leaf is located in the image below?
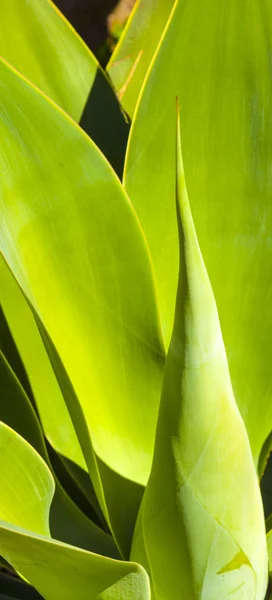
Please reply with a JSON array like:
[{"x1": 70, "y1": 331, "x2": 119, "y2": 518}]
[
  {"x1": 107, "y1": 0, "x2": 175, "y2": 118},
  {"x1": 131, "y1": 111, "x2": 268, "y2": 600},
  {"x1": 0, "y1": 422, "x2": 150, "y2": 600},
  {"x1": 124, "y1": 0, "x2": 272, "y2": 465}
]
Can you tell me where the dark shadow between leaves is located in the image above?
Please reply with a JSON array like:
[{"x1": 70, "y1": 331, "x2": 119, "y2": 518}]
[
  {"x1": 96, "y1": 456, "x2": 144, "y2": 559},
  {"x1": 0, "y1": 308, "x2": 35, "y2": 406},
  {"x1": 0, "y1": 571, "x2": 42, "y2": 600},
  {"x1": 47, "y1": 443, "x2": 108, "y2": 531},
  {"x1": 54, "y1": 0, "x2": 119, "y2": 57},
  {"x1": 79, "y1": 68, "x2": 130, "y2": 179},
  {"x1": 261, "y1": 449, "x2": 272, "y2": 523}
]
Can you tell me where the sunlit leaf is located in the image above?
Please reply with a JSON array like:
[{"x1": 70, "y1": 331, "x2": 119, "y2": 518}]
[
  {"x1": 0, "y1": 258, "x2": 87, "y2": 473},
  {"x1": 131, "y1": 109, "x2": 268, "y2": 600},
  {"x1": 0, "y1": 422, "x2": 150, "y2": 600},
  {"x1": 0, "y1": 350, "x2": 119, "y2": 558},
  {"x1": 124, "y1": 0, "x2": 272, "y2": 466},
  {"x1": 0, "y1": 0, "x2": 129, "y2": 175},
  {"x1": 0, "y1": 57, "x2": 164, "y2": 555}
]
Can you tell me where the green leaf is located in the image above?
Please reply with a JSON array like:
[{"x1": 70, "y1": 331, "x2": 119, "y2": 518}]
[
  {"x1": 107, "y1": 0, "x2": 175, "y2": 118},
  {"x1": 0, "y1": 422, "x2": 150, "y2": 600},
  {"x1": 0, "y1": 58, "x2": 164, "y2": 554},
  {"x1": 0, "y1": 350, "x2": 119, "y2": 558},
  {"x1": 131, "y1": 110, "x2": 268, "y2": 600},
  {"x1": 0, "y1": 0, "x2": 129, "y2": 176},
  {"x1": 124, "y1": 0, "x2": 272, "y2": 466}
]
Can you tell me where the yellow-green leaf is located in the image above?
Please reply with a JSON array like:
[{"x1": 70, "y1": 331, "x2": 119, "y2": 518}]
[
  {"x1": 0, "y1": 350, "x2": 119, "y2": 558},
  {"x1": 124, "y1": 0, "x2": 272, "y2": 466},
  {"x1": 0, "y1": 257, "x2": 87, "y2": 474},
  {"x1": 0, "y1": 0, "x2": 129, "y2": 175},
  {"x1": 0, "y1": 422, "x2": 150, "y2": 600},
  {"x1": 131, "y1": 111, "x2": 268, "y2": 600},
  {"x1": 0, "y1": 57, "x2": 164, "y2": 554}
]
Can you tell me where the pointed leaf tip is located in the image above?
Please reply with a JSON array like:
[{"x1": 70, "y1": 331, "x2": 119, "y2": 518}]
[{"x1": 133, "y1": 108, "x2": 268, "y2": 600}]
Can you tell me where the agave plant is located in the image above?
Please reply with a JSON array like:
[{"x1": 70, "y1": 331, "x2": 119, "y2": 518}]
[{"x1": 0, "y1": 0, "x2": 271, "y2": 599}]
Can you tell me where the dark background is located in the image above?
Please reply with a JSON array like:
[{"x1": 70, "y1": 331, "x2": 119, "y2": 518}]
[{"x1": 53, "y1": 0, "x2": 135, "y2": 63}]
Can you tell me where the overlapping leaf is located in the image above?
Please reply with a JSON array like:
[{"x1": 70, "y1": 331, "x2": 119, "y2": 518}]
[
  {"x1": 0, "y1": 351, "x2": 118, "y2": 558},
  {"x1": 0, "y1": 258, "x2": 87, "y2": 474},
  {"x1": 0, "y1": 422, "x2": 150, "y2": 600},
  {"x1": 0, "y1": 57, "x2": 164, "y2": 554},
  {"x1": 131, "y1": 111, "x2": 268, "y2": 600},
  {"x1": 124, "y1": 0, "x2": 272, "y2": 466},
  {"x1": 0, "y1": 0, "x2": 129, "y2": 175}
]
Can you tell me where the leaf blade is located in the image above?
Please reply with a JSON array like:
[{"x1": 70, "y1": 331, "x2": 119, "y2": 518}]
[
  {"x1": 0, "y1": 57, "x2": 164, "y2": 554},
  {"x1": 0, "y1": 0, "x2": 129, "y2": 175},
  {"x1": 132, "y1": 111, "x2": 268, "y2": 600},
  {"x1": 0, "y1": 422, "x2": 150, "y2": 600},
  {"x1": 124, "y1": 0, "x2": 272, "y2": 465}
]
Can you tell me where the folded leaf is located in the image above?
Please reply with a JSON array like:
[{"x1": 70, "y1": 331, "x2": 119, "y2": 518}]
[
  {"x1": 124, "y1": 0, "x2": 272, "y2": 466},
  {"x1": 0, "y1": 0, "x2": 129, "y2": 175},
  {"x1": 132, "y1": 111, "x2": 268, "y2": 600},
  {"x1": 0, "y1": 58, "x2": 164, "y2": 553},
  {"x1": 0, "y1": 422, "x2": 150, "y2": 600},
  {"x1": 107, "y1": 0, "x2": 175, "y2": 118}
]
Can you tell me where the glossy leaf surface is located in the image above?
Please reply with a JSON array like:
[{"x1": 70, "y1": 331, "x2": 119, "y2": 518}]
[
  {"x1": 107, "y1": 0, "x2": 175, "y2": 118},
  {"x1": 0, "y1": 422, "x2": 150, "y2": 600},
  {"x1": 124, "y1": 0, "x2": 272, "y2": 465},
  {"x1": 0, "y1": 58, "x2": 164, "y2": 552},
  {"x1": 0, "y1": 0, "x2": 129, "y2": 176},
  {"x1": 131, "y1": 114, "x2": 268, "y2": 600}
]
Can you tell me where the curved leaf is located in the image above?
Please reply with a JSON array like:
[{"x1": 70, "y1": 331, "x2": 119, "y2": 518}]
[
  {"x1": 0, "y1": 422, "x2": 150, "y2": 600},
  {"x1": 0, "y1": 0, "x2": 129, "y2": 175},
  {"x1": 107, "y1": 0, "x2": 175, "y2": 118},
  {"x1": 124, "y1": 0, "x2": 272, "y2": 466},
  {"x1": 0, "y1": 258, "x2": 87, "y2": 473},
  {"x1": 0, "y1": 350, "x2": 119, "y2": 558},
  {"x1": 131, "y1": 111, "x2": 268, "y2": 600},
  {"x1": 1, "y1": 261, "x2": 107, "y2": 529},
  {"x1": 0, "y1": 58, "x2": 164, "y2": 552}
]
